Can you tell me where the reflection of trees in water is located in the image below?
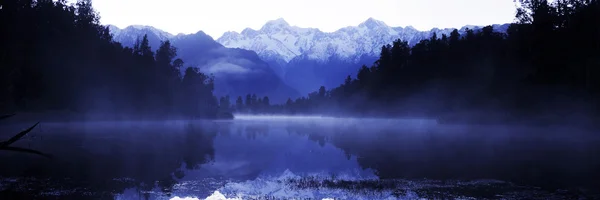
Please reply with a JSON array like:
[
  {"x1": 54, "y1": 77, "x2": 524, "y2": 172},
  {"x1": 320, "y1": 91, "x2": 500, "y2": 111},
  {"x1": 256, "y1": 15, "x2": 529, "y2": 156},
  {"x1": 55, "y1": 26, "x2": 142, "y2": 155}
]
[
  {"x1": 227, "y1": 123, "x2": 270, "y2": 139},
  {"x1": 0, "y1": 122, "x2": 218, "y2": 199},
  {"x1": 285, "y1": 122, "x2": 331, "y2": 147},
  {"x1": 284, "y1": 122, "x2": 600, "y2": 195},
  {"x1": 284, "y1": 122, "x2": 361, "y2": 167},
  {"x1": 217, "y1": 122, "x2": 232, "y2": 137},
  {"x1": 183, "y1": 123, "x2": 217, "y2": 170},
  {"x1": 244, "y1": 123, "x2": 269, "y2": 140},
  {"x1": 115, "y1": 122, "x2": 218, "y2": 197},
  {"x1": 236, "y1": 125, "x2": 244, "y2": 136}
]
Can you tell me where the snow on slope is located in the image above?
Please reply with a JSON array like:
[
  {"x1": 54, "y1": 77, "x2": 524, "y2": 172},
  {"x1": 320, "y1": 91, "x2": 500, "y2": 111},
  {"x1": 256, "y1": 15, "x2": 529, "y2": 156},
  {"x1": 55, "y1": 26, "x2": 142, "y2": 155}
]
[
  {"x1": 108, "y1": 24, "x2": 175, "y2": 46},
  {"x1": 217, "y1": 18, "x2": 509, "y2": 64},
  {"x1": 107, "y1": 18, "x2": 508, "y2": 66},
  {"x1": 219, "y1": 18, "x2": 323, "y2": 63}
]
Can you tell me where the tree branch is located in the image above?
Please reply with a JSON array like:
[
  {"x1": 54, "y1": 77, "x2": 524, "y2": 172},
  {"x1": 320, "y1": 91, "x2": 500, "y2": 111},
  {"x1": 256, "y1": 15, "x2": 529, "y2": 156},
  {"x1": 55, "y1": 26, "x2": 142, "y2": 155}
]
[
  {"x1": 0, "y1": 114, "x2": 51, "y2": 158},
  {"x1": 0, "y1": 122, "x2": 39, "y2": 148}
]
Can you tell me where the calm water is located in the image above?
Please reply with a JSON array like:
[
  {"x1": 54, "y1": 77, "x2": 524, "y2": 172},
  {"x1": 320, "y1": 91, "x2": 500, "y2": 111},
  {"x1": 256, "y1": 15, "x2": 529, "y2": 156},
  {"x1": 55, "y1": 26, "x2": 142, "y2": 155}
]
[{"x1": 0, "y1": 116, "x2": 599, "y2": 199}]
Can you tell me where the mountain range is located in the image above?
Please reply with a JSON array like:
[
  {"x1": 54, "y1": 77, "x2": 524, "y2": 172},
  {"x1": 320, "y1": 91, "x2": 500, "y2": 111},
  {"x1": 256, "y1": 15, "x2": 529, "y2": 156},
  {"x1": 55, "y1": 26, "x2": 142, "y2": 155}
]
[
  {"x1": 108, "y1": 25, "x2": 300, "y2": 103},
  {"x1": 108, "y1": 18, "x2": 510, "y2": 97}
]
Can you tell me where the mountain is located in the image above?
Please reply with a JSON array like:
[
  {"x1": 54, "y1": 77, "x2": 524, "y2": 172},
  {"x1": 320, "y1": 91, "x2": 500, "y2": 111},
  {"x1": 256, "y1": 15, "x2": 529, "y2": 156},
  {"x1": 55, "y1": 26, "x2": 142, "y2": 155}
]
[
  {"x1": 217, "y1": 18, "x2": 510, "y2": 94},
  {"x1": 108, "y1": 25, "x2": 174, "y2": 49},
  {"x1": 108, "y1": 25, "x2": 300, "y2": 103}
]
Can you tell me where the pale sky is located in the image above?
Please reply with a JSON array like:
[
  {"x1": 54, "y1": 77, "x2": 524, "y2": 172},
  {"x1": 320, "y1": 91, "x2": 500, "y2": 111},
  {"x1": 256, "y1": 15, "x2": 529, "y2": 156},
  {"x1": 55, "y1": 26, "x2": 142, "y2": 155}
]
[{"x1": 86, "y1": 0, "x2": 518, "y2": 39}]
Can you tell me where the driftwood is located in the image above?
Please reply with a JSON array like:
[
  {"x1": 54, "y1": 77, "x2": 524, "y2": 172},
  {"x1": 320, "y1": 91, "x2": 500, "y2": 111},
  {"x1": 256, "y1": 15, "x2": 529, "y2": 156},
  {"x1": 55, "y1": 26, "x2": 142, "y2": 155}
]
[{"x1": 0, "y1": 114, "x2": 52, "y2": 158}]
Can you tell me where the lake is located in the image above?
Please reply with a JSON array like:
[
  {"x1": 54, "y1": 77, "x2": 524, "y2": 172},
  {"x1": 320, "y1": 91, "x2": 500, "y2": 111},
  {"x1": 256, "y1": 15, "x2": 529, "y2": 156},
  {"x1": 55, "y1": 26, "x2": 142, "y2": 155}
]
[{"x1": 1, "y1": 116, "x2": 599, "y2": 199}]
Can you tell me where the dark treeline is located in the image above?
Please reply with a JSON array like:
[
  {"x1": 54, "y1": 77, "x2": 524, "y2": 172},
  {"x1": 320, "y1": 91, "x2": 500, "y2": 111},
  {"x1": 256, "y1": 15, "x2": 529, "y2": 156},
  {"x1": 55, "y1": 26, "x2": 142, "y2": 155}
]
[
  {"x1": 233, "y1": 0, "x2": 600, "y2": 121},
  {"x1": 0, "y1": 0, "x2": 218, "y2": 119},
  {"x1": 217, "y1": 94, "x2": 283, "y2": 114},
  {"x1": 3, "y1": 0, "x2": 599, "y2": 121}
]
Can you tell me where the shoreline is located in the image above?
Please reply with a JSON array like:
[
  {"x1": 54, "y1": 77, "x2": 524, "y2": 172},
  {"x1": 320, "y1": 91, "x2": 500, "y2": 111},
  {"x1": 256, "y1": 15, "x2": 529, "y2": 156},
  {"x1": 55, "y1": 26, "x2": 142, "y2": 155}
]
[
  {"x1": 2, "y1": 110, "x2": 597, "y2": 130},
  {"x1": 0, "y1": 111, "x2": 224, "y2": 124}
]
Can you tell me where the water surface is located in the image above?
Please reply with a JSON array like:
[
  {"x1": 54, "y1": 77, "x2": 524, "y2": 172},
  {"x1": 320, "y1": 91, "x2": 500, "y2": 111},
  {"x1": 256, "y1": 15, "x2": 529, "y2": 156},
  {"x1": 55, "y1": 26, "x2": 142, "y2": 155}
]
[{"x1": 0, "y1": 116, "x2": 599, "y2": 199}]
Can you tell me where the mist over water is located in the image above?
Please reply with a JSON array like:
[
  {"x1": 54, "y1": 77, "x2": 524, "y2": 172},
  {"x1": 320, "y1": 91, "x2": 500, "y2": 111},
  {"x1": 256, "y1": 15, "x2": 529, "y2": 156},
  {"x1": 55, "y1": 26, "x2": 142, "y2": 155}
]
[
  {"x1": 232, "y1": 114, "x2": 439, "y2": 128},
  {"x1": 1, "y1": 117, "x2": 599, "y2": 199},
  {"x1": 3, "y1": 0, "x2": 600, "y2": 199}
]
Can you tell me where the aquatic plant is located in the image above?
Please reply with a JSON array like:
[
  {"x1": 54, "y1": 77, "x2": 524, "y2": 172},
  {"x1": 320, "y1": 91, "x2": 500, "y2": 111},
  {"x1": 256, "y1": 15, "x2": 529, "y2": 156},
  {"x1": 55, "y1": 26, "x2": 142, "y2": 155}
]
[{"x1": 0, "y1": 114, "x2": 51, "y2": 158}]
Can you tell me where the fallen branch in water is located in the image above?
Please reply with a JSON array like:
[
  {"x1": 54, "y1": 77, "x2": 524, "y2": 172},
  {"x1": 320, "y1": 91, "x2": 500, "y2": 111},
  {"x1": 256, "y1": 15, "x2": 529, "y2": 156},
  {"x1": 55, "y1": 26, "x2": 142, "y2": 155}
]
[{"x1": 0, "y1": 114, "x2": 52, "y2": 158}]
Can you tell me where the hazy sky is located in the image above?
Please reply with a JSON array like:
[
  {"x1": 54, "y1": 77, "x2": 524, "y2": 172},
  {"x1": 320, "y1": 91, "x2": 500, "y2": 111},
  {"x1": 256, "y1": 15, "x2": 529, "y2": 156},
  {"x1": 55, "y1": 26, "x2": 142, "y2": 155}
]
[{"x1": 87, "y1": 0, "x2": 518, "y2": 39}]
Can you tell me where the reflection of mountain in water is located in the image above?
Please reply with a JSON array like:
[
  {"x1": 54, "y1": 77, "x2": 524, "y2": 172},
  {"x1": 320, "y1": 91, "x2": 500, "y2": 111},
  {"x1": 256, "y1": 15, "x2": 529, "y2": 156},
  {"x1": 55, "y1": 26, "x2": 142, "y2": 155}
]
[
  {"x1": 2, "y1": 119, "x2": 599, "y2": 199},
  {"x1": 199, "y1": 121, "x2": 371, "y2": 180},
  {"x1": 0, "y1": 121, "x2": 218, "y2": 199}
]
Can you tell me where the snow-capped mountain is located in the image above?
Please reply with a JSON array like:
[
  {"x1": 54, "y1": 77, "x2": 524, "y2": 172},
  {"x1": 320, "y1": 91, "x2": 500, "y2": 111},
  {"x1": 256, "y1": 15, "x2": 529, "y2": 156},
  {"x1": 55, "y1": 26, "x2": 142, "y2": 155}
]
[
  {"x1": 108, "y1": 19, "x2": 510, "y2": 96},
  {"x1": 217, "y1": 18, "x2": 508, "y2": 64},
  {"x1": 108, "y1": 25, "x2": 175, "y2": 49},
  {"x1": 108, "y1": 26, "x2": 300, "y2": 103},
  {"x1": 217, "y1": 18, "x2": 509, "y2": 94}
]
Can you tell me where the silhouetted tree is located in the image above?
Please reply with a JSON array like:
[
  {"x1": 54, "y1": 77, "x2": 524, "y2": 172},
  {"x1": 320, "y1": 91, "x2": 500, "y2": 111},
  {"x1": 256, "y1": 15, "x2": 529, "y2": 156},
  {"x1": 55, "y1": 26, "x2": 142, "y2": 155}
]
[
  {"x1": 263, "y1": 96, "x2": 270, "y2": 106},
  {"x1": 236, "y1": 96, "x2": 244, "y2": 111},
  {"x1": 219, "y1": 95, "x2": 231, "y2": 111},
  {"x1": 271, "y1": 0, "x2": 600, "y2": 118},
  {"x1": 245, "y1": 94, "x2": 252, "y2": 107},
  {"x1": 0, "y1": 0, "x2": 218, "y2": 119}
]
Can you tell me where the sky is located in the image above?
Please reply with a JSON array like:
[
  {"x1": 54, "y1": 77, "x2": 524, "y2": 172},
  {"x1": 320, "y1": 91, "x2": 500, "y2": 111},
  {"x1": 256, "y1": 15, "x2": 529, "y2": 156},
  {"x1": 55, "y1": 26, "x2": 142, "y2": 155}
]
[{"x1": 85, "y1": 0, "x2": 518, "y2": 39}]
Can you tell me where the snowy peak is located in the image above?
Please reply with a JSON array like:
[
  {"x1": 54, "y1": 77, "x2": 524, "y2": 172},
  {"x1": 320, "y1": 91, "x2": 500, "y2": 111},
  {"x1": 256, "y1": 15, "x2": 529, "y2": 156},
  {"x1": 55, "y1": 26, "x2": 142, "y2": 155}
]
[
  {"x1": 129, "y1": 25, "x2": 155, "y2": 30},
  {"x1": 217, "y1": 18, "x2": 510, "y2": 65},
  {"x1": 108, "y1": 24, "x2": 175, "y2": 47},
  {"x1": 358, "y1": 17, "x2": 388, "y2": 29},
  {"x1": 241, "y1": 28, "x2": 259, "y2": 37},
  {"x1": 217, "y1": 18, "x2": 323, "y2": 63},
  {"x1": 260, "y1": 18, "x2": 293, "y2": 34},
  {"x1": 262, "y1": 18, "x2": 290, "y2": 28},
  {"x1": 217, "y1": 17, "x2": 424, "y2": 63},
  {"x1": 107, "y1": 24, "x2": 120, "y2": 32},
  {"x1": 405, "y1": 25, "x2": 417, "y2": 31},
  {"x1": 124, "y1": 25, "x2": 174, "y2": 41},
  {"x1": 219, "y1": 31, "x2": 241, "y2": 41}
]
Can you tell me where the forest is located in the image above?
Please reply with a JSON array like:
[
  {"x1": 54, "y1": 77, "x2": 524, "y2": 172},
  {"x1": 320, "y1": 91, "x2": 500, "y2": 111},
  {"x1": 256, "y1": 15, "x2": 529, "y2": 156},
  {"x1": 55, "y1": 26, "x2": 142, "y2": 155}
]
[
  {"x1": 0, "y1": 0, "x2": 218, "y2": 119},
  {"x1": 2, "y1": 0, "x2": 599, "y2": 122},
  {"x1": 231, "y1": 0, "x2": 600, "y2": 122}
]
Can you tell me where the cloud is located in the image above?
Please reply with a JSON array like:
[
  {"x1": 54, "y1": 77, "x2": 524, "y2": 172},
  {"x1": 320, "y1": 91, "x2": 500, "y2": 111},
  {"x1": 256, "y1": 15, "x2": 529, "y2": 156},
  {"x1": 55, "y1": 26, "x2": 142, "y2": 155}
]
[
  {"x1": 199, "y1": 53, "x2": 269, "y2": 75},
  {"x1": 204, "y1": 61, "x2": 251, "y2": 74}
]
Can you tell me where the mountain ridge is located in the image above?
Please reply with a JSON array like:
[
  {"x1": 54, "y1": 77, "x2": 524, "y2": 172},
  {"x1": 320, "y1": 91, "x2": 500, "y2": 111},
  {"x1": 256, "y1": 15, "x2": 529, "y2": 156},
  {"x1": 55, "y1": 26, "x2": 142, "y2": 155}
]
[
  {"x1": 107, "y1": 18, "x2": 509, "y2": 66},
  {"x1": 217, "y1": 17, "x2": 510, "y2": 64},
  {"x1": 107, "y1": 25, "x2": 300, "y2": 103},
  {"x1": 216, "y1": 18, "x2": 509, "y2": 94},
  {"x1": 108, "y1": 18, "x2": 510, "y2": 95}
]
